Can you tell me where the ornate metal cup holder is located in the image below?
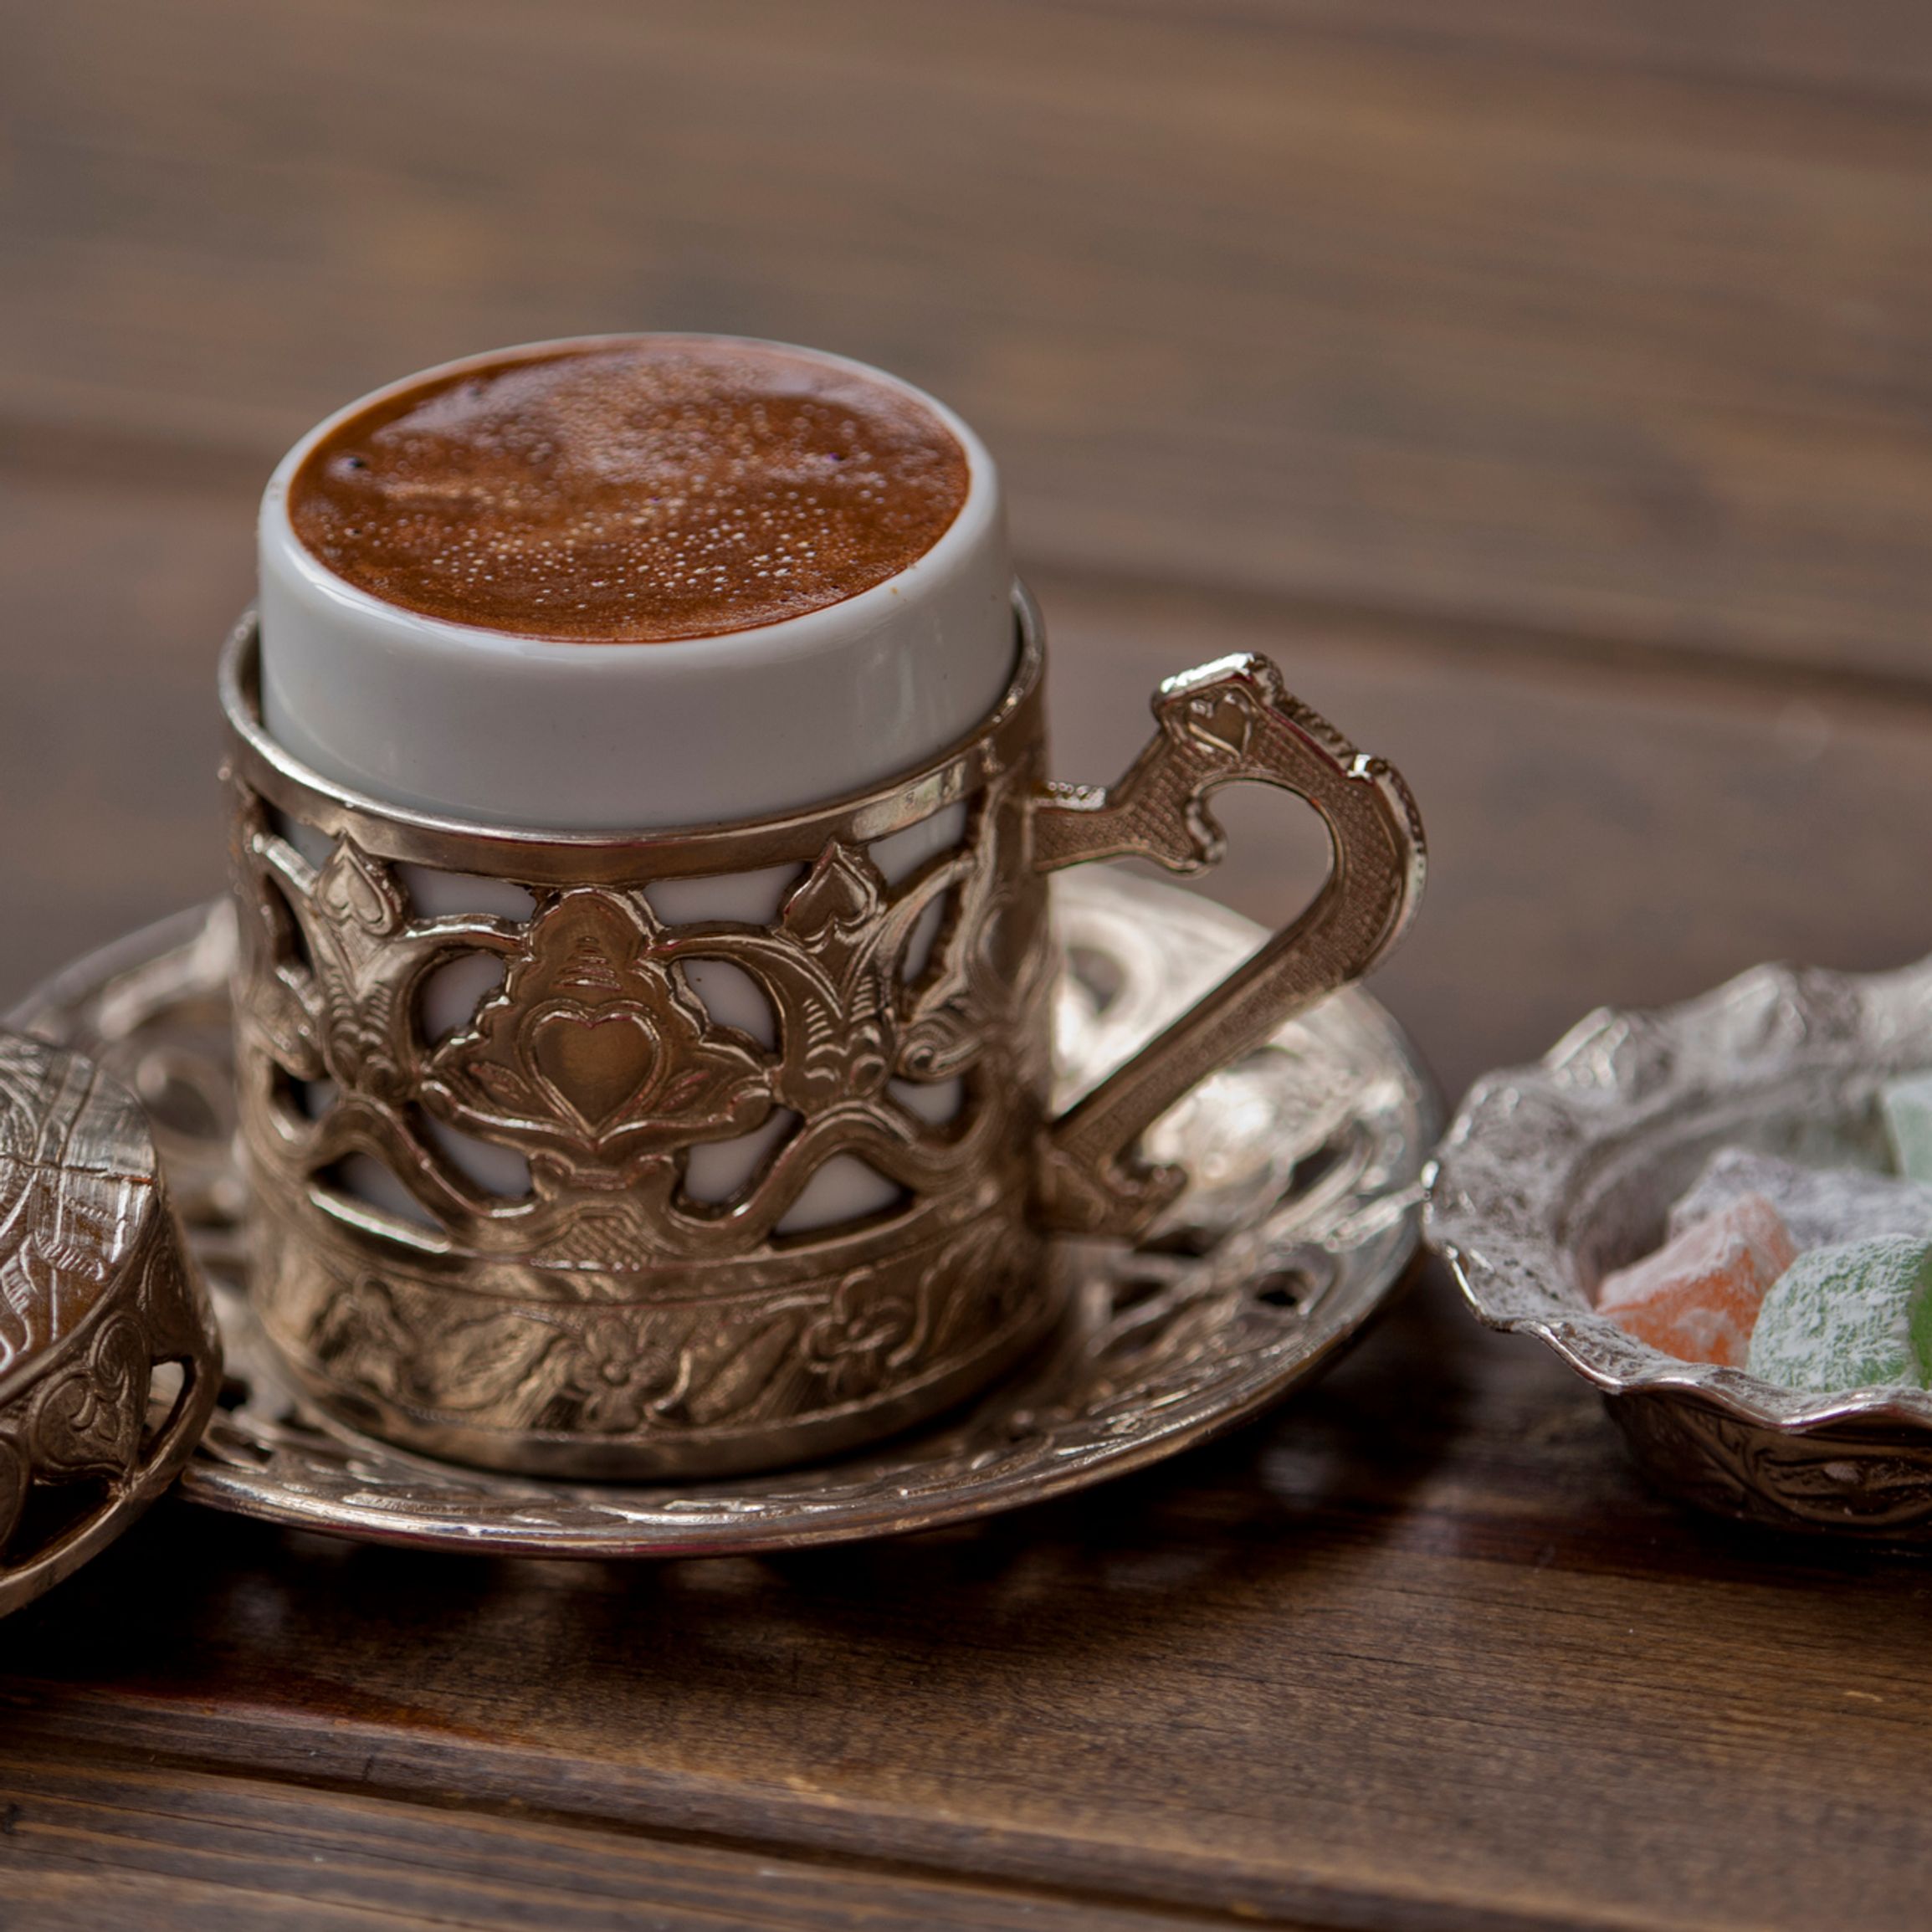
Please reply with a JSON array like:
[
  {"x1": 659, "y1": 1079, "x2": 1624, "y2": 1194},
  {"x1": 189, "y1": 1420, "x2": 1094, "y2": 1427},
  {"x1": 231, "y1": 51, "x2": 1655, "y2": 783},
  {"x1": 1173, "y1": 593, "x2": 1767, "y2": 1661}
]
[
  {"x1": 1429, "y1": 955, "x2": 1932, "y2": 1537},
  {"x1": 11, "y1": 869, "x2": 1437, "y2": 1557}
]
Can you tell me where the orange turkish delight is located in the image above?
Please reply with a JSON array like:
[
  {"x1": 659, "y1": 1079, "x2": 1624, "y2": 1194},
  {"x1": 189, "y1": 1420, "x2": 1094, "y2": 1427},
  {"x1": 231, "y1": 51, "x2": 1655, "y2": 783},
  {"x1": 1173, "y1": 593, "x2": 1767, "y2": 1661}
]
[{"x1": 1595, "y1": 1191, "x2": 1796, "y2": 1366}]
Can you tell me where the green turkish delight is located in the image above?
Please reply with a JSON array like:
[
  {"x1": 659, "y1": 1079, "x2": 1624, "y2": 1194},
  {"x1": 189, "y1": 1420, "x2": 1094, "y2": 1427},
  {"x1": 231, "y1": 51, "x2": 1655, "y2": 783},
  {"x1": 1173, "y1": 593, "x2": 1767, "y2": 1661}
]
[
  {"x1": 1881, "y1": 1071, "x2": 1932, "y2": 1185},
  {"x1": 1745, "y1": 1235, "x2": 1932, "y2": 1393}
]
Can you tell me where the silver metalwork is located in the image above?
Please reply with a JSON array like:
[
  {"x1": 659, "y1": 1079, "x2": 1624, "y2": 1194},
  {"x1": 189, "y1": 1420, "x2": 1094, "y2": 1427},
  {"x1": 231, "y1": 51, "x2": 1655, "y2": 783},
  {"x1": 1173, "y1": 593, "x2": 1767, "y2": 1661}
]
[
  {"x1": 218, "y1": 592, "x2": 1423, "y2": 1479},
  {"x1": 0, "y1": 1031, "x2": 221, "y2": 1612},
  {"x1": 10, "y1": 874, "x2": 1437, "y2": 1557},
  {"x1": 1429, "y1": 953, "x2": 1932, "y2": 1536}
]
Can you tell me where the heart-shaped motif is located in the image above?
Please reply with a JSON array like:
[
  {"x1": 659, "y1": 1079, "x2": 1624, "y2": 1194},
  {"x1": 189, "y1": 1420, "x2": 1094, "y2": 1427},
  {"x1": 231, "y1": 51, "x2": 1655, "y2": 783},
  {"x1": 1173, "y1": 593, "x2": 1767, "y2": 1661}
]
[
  {"x1": 317, "y1": 845, "x2": 393, "y2": 932},
  {"x1": 529, "y1": 1006, "x2": 658, "y2": 1134},
  {"x1": 1185, "y1": 693, "x2": 1254, "y2": 760}
]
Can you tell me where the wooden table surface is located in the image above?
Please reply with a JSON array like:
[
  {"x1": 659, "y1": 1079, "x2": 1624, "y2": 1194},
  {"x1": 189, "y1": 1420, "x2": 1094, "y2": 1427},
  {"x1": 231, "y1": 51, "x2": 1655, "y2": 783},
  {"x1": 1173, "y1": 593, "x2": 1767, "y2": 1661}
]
[{"x1": 6, "y1": 4, "x2": 1932, "y2": 1926}]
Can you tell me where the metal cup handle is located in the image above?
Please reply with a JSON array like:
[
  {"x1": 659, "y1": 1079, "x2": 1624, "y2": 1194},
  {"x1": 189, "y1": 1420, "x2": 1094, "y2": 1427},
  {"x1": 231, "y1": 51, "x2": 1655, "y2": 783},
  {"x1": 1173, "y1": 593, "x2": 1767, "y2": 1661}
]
[{"x1": 1030, "y1": 653, "x2": 1426, "y2": 1238}]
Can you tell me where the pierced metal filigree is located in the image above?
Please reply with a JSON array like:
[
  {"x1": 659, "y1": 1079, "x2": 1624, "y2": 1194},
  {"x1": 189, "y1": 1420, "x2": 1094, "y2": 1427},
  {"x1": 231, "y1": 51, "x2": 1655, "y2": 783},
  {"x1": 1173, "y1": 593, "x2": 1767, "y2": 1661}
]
[
  {"x1": 8, "y1": 877, "x2": 1437, "y2": 1555},
  {"x1": 216, "y1": 591, "x2": 1423, "y2": 1480},
  {"x1": 225, "y1": 633, "x2": 1050, "y2": 1478},
  {"x1": 0, "y1": 1033, "x2": 221, "y2": 1613}
]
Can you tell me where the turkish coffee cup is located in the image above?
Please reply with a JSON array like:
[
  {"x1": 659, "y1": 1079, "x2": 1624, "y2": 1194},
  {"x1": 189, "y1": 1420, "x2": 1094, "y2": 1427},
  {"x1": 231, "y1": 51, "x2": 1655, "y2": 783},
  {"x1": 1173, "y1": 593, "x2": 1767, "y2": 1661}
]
[{"x1": 223, "y1": 334, "x2": 1424, "y2": 1478}]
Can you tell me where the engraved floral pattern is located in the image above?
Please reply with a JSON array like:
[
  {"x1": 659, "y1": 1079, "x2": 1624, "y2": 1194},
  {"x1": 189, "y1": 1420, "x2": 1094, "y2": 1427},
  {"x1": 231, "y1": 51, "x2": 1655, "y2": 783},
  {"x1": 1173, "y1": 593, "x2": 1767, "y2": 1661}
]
[
  {"x1": 803, "y1": 1269, "x2": 920, "y2": 1405},
  {"x1": 561, "y1": 1312, "x2": 685, "y2": 1434},
  {"x1": 0, "y1": 1033, "x2": 221, "y2": 1607},
  {"x1": 227, "y1": 718, "x2": 1055, "y2": 1467}
]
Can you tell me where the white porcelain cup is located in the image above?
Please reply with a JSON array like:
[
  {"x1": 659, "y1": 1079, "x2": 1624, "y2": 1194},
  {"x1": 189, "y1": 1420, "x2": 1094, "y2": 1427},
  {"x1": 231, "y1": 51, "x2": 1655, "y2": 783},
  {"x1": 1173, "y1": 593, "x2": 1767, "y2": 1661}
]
[
  {"x1": 254, "y1": 335, "x2": 1015, "y2": 1224},
  {"x1": 256, "y1": 334, "x2": 1015, "y2": 835}
]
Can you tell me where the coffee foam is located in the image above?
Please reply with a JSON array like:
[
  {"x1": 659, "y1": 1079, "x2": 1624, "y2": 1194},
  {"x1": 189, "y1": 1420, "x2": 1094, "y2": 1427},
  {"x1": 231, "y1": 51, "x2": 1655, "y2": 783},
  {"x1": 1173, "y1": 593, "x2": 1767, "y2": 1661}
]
[{"x1": 286, "y1": 339, "x2": 971, "y2": 643}]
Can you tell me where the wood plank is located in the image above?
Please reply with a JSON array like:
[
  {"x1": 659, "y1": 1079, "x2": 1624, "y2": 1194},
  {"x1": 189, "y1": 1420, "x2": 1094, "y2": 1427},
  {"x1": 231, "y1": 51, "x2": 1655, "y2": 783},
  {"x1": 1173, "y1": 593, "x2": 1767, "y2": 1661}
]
[
  {"x1": 3, "y1": 1269, "x2": 1929, "y2": 1932},
  {"x1": 1075, "y1": 0, "x2": 1932, "y2": 103},
  {"x1": 4, "y1": 0, "x2": 1932, "y2": 679},
  {"x1": 0, "y1": 1745, "x2": 1229, "y2": 1932},
  {"x1": 0, "y1": 472, "x2": 243, "y2": 1007}
]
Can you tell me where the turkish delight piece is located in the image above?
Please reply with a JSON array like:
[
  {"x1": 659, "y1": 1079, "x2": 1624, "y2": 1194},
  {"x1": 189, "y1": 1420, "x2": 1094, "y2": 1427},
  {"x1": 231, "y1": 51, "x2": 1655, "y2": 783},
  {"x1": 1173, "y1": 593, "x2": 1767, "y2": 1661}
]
[
  {"x1": 1668, "y1": 1147, "x2": 1932, "y2": 1251},
  {"x1": 1881, "y1": 1070, "x2": 1932, "y2": 1183},
  {"x1": 1745, "y1": 1235, "x2": 1932, "y2": 1393},
  {"x1": 1596, "y1": 1192, "x2": 1796, "y2": 1366}
]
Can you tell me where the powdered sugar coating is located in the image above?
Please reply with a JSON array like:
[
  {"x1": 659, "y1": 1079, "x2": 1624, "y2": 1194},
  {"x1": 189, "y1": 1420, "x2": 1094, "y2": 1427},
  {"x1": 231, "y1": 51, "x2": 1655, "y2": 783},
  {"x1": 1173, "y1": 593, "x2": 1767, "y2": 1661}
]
[
  {"x1": 1667, "y1": 1147, "x2": 1932, "y2": 1251},
  {"x1": 1746, "y1": 1235, "x2": 1932, "y2": 1392}
]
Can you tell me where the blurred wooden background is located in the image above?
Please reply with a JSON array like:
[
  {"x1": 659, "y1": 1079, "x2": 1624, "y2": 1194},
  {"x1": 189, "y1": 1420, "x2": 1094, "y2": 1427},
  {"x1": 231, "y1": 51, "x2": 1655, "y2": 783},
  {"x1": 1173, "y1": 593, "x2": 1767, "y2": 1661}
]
[{"x1": 4, "y1": 4, "x2": 1932, "y2": 1927}]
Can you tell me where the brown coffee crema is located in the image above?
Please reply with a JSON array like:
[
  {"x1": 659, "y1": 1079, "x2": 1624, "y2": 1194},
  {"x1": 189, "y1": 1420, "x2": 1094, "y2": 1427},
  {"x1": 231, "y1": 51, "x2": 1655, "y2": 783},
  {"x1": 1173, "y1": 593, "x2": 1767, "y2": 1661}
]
[{"x1": 285, "y1": 339, "x2": 972, "y2": 643}]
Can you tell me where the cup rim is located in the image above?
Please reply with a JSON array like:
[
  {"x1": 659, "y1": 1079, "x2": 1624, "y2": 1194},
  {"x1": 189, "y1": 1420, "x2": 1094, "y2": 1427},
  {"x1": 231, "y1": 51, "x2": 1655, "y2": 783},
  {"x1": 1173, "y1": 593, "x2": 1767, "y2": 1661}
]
[{"x1": 259, "y1": 331, "x2": 1002, "y2": 668}]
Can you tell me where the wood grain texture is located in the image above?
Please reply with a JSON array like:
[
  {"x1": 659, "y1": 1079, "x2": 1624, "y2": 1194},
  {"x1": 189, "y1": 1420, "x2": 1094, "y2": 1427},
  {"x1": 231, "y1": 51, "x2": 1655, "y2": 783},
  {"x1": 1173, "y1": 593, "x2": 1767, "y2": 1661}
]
[
  {"x1": 1076, "y1": 0, "x2": 1932, "y2": 101},
  {"x1": 0, "y1": 1745, "x2": 1243, "y2": 1932},
  {"x1": 4, "y1": 2, "x2": 1932, "y2": 1925},
  {"x1": 4, "y1": 1275, "x2": 1930, "y2": 1932},
  {"x1": 5, "y1": 0, "x2": 1932, "y2": 679}
]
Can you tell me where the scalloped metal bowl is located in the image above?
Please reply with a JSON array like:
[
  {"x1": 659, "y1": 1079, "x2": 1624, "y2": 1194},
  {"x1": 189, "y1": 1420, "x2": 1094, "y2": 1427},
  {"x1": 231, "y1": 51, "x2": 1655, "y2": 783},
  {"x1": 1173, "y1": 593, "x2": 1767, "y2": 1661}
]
[{"x1": 1427, "y1": 954, "x2": 1932, "y2": 1536}]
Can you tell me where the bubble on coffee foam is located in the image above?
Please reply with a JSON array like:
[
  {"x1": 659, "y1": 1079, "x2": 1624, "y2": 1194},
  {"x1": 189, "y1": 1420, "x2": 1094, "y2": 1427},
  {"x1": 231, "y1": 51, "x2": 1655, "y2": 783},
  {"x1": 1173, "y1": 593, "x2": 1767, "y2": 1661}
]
[{"x1": 288, "y1": 341, "x2": 969, "y2": 643}]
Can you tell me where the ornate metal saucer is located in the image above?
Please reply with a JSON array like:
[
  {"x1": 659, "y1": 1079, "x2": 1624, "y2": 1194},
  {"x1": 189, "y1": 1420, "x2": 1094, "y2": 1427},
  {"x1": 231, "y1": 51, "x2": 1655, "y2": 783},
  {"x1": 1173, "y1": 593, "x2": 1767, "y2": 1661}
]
[
  {"x1": 1429, "y1": 954, "x2": 1932, "y2": 1536},
  {"x1": 10, "y1": 869, "x2": 1437, "y2": 1557}
]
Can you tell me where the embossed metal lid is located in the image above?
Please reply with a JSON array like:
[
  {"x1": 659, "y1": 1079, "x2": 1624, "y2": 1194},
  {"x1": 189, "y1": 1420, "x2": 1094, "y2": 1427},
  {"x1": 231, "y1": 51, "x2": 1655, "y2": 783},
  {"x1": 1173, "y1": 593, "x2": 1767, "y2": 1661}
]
[{"x1": 0, "y1": 1028, "x2": 222, "y2": 1614}]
